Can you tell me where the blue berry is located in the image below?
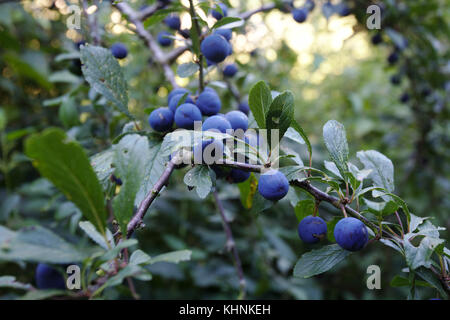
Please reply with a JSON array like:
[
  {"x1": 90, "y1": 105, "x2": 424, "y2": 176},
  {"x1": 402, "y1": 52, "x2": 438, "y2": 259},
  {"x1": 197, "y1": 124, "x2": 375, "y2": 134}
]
[
  {"x1": 223, "y1": 63, "x2": 238, "y2": 77},
  {"x1": 164, "y1": 14, "x2": 181, "y2": 30},
  {"x1": 196, "y1": 90, "x2": 222, "y2": 115},
  {"x1": 168, "y1": 88, "x2": 189, "y2": 103},
  {"x1": 35, "y1": 263, "x2": 66, "y2": 290},
  {"x1": 158, "y1": 31, "x2": 173, "y2": 47},
  {"x1": 229, "y1": 169, "x2": 250, "y2": 183},
  {"x1": 110, "y1": 42, "x2": 128, "y2": 59},
  {"x1": 298, "y1": 216, "x2": 327, "y2": 244},
  {"x1": 211, "y1": 3, "x2": 228, "y2": 20},
  {"x1": 148, "y1": 107, "x2": 174, "y2": 132},
  {"x1": 200, "y1": 34, "x2": 230, "y2": 63},
  {"x1": 193, "y1": 139, "x2": 224, "y2": 164},
  {"x1": 238, "y1": 102, "x2": 250, "y2": 115},
  {"x1": 202, "y1": 115, "x2": 232, "y2": 133},
  {"x1": 334, "y1": 217, "x2": 368, "y2": 251},
  {"x1": 169, "y1": 93, "x2": 194, "y2": 113},
  {"x1": 214, "y1": 28, "x2": 232, "y2": 41},
  {"x1": 225, "y1": 111, "x2": 248, "y2": 131},
  {"x1": 257, "y1": 170, "x2": 289, "y2": 201},
  {"x1": 174, "y1": 103, "x2": 202, "y2": 129},
  {"x1": 387, "y1": 51, "x2": 399, "y2": 65},
  {"x1": 293, "y1": 8, "x2": 308, "y2": 23}
]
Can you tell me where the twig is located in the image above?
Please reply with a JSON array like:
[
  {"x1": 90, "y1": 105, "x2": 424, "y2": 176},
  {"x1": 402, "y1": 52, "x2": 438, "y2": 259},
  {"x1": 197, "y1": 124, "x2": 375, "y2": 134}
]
[
  {"x1": 136, "y1": 1, "x2": 167, "y2": 21},
  {"x1": 126, "y1": 155, "x2": 178, "y2": 237},
  {"x1": 213, "y1": 191, "x2": 246, "y2": 299},
  {"x1": 188, "y1": 0, "x2": 204, "y2": 91},
  {"x1": 115, "y1": 2, "x2": 179, "y2": 88},
  {"x1": 239, "y1": 3, "x2": 277, "y2": 20},
  {"x1": 82, "y1": 0, "x2": 100, "y2": 45}
]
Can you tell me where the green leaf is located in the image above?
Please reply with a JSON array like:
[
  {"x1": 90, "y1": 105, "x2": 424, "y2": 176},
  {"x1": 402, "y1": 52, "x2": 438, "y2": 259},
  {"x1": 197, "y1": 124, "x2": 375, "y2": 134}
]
[
  {"x1": 90, "y1": 149, "x2": 115, "y2": 190},
  {"x1": 294, "y1": 200, "x2": 315, "y2": 222},
  {"x1": 19, "y1": 289, "x2": 67, "y2": 300},
  {"x1": 357, "y1": 150, "x2": 394, "y2": 199},
  {"x1": 112, "y1": 134, "x2": 151, "y2": 234},
  {"x1": 135, "y1": 136, "x2": 167, "y2": 205},
  {"x1": 79, "y1": 221, "x2": 113, "y2": 250},
  {"x1": 49, "y1": 70, "x2": 81, "y2": 84},
  {"x1": 266, "y1": 90, "x2": 294, "y2": 148},
  {"x1": 404, "y1": 233, "x2": 444, "y2": 270},
  {"x1": 101, "y1": 239, "x2": 138, "y2": 261},
  {"x1": 0, "y1": 226, "x2": 87, "y2": 263},
  {"x1": 249, "y1": 81, "x2": 272, "y2": 129},
  {"x1": 58, "y1": 97, "x2": 79, "y2": 128},
  {"x1": 184, "y1": 166, "x2": 213, "y2": 199},
  {"x1": 290, "y1": 120, "x2": 312, "y2": 162},
  {"x1": 237, "y1": 173, "x2": 257, "y2": 209},
  {"x1": 293, "y1": 244, "x2": 352, "y2": 278},
  {"x1": 0, "y1": 108, "x2": 6, "y2": 131},
  {"x1": 130, "y1": 249, "x2": 192, "y2": 266},
  {"x1": 326, "y1": 216, "x2": 341, "y2": 242},
  {"x1": 0, "y1": 276, "x2": 32, "y2": 290},
  {"x1": 80, "y1": 45, "x2": 130, "y2": 118},
  {"x1": 415, "y1": 267, "x2": 448, "y2": 298},
  {"x1": 323, "y1": 120, "x2": 349, "y2": 180},
  {"x1": 177, "y1": 62, "x2": 199, "y2": 78},
  {"x1": 212, "y1": 17, "x2": 243, "y2": 29},
  {"x1": 25, "y1": 129, "x2": 107, "y2": 234}
]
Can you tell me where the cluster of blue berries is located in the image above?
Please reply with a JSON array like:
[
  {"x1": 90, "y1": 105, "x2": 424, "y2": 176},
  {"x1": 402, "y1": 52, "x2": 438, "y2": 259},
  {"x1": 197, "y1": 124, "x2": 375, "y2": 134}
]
[
  {"x1": 297, "y1": 215, "x2": 368, "y2": 252},
  {"x1": 290, "y1": 0, "x2": 351, "y2": 24},
  {"x1": 155, "y1": 13, "x2": 181, "y2": 47}
]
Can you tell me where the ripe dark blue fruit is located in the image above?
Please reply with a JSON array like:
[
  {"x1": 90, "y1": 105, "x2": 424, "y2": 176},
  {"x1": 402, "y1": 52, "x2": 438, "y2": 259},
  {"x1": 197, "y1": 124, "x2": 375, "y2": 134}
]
[
  {"x1": 257, "y1": 170, "x2": 289, "y2": 201},
  {"x1": 179, "y1": 29, "x2": 190, "y2": 39},
  {"x1": 196, "y1": 90, "x2": 221, "y2": 115},
  {"x1": 238, "y1": 102, "x2": 250, "y2": 115},
  {"x1": 35, "y1": 263, "x2": 66, "y2": 290},
  {"x1": 202, "y1": 115, "x2": 232, "y2": 133},
  {"x1": 214, "y1": 28, "x2": 232, "y2": 41},
  {"x1": 200, "y1": 35, "x2": 230, "y2": 63},
  {"x1": 164, "y1": 14, "x2": 181, "y2": 30},
  {"x1": 298, "y1": 216, "x2": 327, "y2": 244},
  {"x1": 225, "y1": 111, "x2": 248, "y2": 131},
  {"x1": 174, "y1": 103, "x2": 202, "y2": 129},
  {"x1": 293, "y1": 8, "x2": 308, "y2": 23},
  {"x1": 157, "y1": 31, "x2": 173, "y2": 47},
  {"x1": 387, "y1": 51, "x2": 399, "y2": 65},
  {"x1": 371, "y1": 33, "x2": 382, "y2": 45},
  {"x1": 168, "y1": 88, "x2": 189, "y2": 103},
  {"x1": 211, "y1": 3, "x2": 228, "y2": 20},
  {"x1": 110, "y1": 42, "x2": 128, "y2": 59},
  {"x1": 229, "y1": 169, "x2": 250, "y2": 183},
  {"x1": 169, "y1": 93, "x2": 194, "y2": 113},
  {"x1": 223, "y1": 63, "x2": 238, "y2": 77},
  {"x1": 337, "y1": 4, "x2": 351, "y2": 16},
  {"x1": 305, "y1": 0, "x2": 315, "y2": 11},
  {"x1": 149, "y1": 107, "x2": 174, "y2": 132},
  {"x1": 334, "y1": 217, "x2": 368, "y2": 251},
  {"x1": 193, "y1": 139, "x2": 224, "y2": 164},
  {"x1": 75, "y1": 40, "x2": 86, "y2": 50},
  {"x1": 400, "y1": 92, "x2": 410, "y2": 103},
  {"x1": 390, "y1": 74, "x2": 401, "y2": 85}
]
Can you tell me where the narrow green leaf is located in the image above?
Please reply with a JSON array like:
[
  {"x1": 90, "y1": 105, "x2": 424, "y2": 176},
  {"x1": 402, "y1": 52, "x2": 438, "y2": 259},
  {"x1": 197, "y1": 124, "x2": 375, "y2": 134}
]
[
  {"x1": 294, "y1": 200, "x2": 315, "y2": 222},
  {"x1": 212, "y1": 17, "x2": 243, "y2": 29},
  {"x1": 25, "y1": 129, "x2": 107, "y2": 234},
  {"x1": 266, "y1": 90, "x2": 294, "y2": 148},
  {"x1": 177, "y1": 62, "x2": 199, "y2": 78},
  {"x1": 323, "y1": 120, "x2": 349, "y2": 180},
  {"x1": 249, "y1": 81, "x2": 272, "y2": 129},
  {"x1": 290, "y1": 120, "x2": 312, "y2": 162}
]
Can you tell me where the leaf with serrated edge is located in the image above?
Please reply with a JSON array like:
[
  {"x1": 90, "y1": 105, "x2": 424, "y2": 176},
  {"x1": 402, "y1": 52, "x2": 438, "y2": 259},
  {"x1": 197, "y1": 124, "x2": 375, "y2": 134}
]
[
  {"x1": 293, "y1": 244, "x2": 352, "y2": 278},
  {"x1": 323, "y1": 120, "x2": 349, "y2": 180},
  {"x1": 80, "y1": 45, "x2": 130, "y2": 118}
]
